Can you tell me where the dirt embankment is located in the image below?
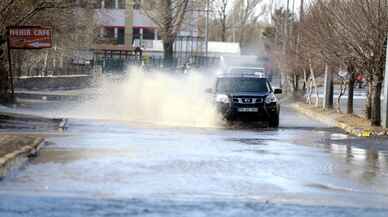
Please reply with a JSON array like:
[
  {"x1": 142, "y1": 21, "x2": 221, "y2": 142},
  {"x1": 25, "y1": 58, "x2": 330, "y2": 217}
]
[{"x1": 0, "y1": 135, "x2": 45, "y2": 179}]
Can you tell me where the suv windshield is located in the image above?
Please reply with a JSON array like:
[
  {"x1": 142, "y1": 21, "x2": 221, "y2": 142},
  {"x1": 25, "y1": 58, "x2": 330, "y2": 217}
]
[{"x1": 216, "y1": 78, "x2": 269, "y2": 93}]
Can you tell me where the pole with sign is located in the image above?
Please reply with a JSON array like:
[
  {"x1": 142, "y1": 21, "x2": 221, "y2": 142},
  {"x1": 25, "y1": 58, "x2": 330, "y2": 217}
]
[
  {"x1": 6, "y1": 26, "x2": 52, "y2": 100},
  {"x1": 6, "y1": 28, "x2": 14, "y2": 97}
]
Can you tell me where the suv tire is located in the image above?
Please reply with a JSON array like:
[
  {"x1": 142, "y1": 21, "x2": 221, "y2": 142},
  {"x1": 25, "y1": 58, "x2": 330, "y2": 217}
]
[{"x1": 269, "y1": 114, "x2": 279, "y2": 128}]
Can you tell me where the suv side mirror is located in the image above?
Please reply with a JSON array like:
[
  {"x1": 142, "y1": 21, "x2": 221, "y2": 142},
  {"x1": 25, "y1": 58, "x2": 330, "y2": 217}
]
[
  {"x1": 205, "y1": 88, "x2": 213, "y2": 94},
  {"x1": 274, "y1": 89, "x2": 282, "y2": 94}
]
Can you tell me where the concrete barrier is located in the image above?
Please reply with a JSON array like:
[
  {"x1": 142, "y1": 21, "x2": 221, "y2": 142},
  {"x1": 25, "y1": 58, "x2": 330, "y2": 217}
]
[
  {"x1": 0, "y1": 137, "x2": 45, "y2": 179},
  {"x1": 15, "y1": 74, "x2": 95, "y2": 90}
]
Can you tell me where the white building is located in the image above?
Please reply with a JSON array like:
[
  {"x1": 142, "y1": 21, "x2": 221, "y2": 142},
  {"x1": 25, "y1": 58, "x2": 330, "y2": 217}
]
[{"x1": 95, "y1": 0, "x2": 240, "y2": 58}]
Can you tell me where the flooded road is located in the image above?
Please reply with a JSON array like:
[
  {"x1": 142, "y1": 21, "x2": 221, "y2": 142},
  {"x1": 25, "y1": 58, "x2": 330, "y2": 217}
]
[{"x1": 1, "y1": 105, "x2": 388, "y2": 216}]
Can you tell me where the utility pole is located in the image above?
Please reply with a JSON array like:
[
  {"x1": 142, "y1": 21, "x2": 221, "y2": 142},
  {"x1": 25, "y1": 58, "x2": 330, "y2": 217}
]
[
  {"x1": 300, "y1": 0, "x2": 304, "y2": 22},
  {"x1": 299, "y1": 0, "x2": 306, "y2": 91},
  {"x1": 283, "y1": 0, "x2": 290, "y2": 54},
  {"x1": 205, "y1": 0, "x2": 209, "y2": 58},
  {"x1": 281, "y1": 0, "x2": 290, "y2": 89},
  {"x1": 270, "y1": 0, "x2": 274, "y2": 24},
  {"x1": 383, "y1": 39, "x2": 388, "y2": 127},
  {"x1": 232, "y1": 15, "x2": 236, "y2": 42},
  {"x1": 6, "y1": 27, "x2": 15, "y2": 102},
  {"x1": 382, "y1": 0, "x2": 388, "y2": 127}
]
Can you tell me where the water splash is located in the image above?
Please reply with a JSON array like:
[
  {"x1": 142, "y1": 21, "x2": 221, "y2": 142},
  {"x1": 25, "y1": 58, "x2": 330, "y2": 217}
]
[{"x1": 72, "y1": 66, "x2": 219, "y2": 128}]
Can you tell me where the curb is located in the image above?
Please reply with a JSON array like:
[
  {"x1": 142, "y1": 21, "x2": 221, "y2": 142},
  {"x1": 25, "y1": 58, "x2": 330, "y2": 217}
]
[
  {"x1": 290, "y1": 103, "x2": 382, "y2": 137},
  {"x1": 335, "y1": 122, "x2": 373, "y2": 137},
  {"x1": 0, "y1": 112, "x2": 67, "y2": 132},
  {"x1": 0, "y1": 137, "x2": 45, "y2": 179},
  {"x1": 15, "y1": 92, "x2": 83, "y2": 101},
  {"x1": 290, "y1": 103, "x2": 337, "y2": 126}
]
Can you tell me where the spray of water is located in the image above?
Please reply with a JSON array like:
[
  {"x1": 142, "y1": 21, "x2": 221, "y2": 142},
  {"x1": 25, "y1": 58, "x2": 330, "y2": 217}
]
[{"x1": 71, "y1": 67, "x2": 219, "y2": 128}]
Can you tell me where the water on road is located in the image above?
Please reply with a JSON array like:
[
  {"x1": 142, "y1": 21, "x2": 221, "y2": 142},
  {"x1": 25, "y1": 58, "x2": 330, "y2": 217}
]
[{"x1": 1, "y1": 105, "x2": 388, "y2": 216}]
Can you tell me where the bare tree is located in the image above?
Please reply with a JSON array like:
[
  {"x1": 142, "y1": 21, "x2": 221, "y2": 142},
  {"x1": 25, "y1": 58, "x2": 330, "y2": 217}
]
[
  {"x1": 271, "y1": 0, "x2": 388, "y2": 126},
  {"x1": 141, "y1": 0, "x2": 190, "y2": 66},
  {"x1": 313, "y1": 0, "x2": 388, "y2": 125},
  {"x1": 230, "y1": 0, "x2": 265, "y2": 49},
  {"x1": 213, "y1": 0, "x2": 230, "y2": 42},
  {"x1": 0, "y1": 0, "x2": 97, "y2": 102}
]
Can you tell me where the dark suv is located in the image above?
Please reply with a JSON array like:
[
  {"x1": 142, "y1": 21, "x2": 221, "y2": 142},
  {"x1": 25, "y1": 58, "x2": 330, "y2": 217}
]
[{"x1": 209, "y1": 69, "x2": 282, "y2": 127}]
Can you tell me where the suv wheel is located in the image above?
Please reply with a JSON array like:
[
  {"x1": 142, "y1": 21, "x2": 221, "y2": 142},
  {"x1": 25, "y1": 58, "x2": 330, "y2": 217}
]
[{"x1": 269, "y1": 114, "x2": 279, "y2": 128}]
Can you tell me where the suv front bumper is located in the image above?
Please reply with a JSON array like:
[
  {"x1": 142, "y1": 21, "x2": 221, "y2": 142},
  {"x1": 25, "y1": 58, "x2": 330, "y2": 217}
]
[{"x1": 216, "y1": 102, "x2": 279, "y2": 121}]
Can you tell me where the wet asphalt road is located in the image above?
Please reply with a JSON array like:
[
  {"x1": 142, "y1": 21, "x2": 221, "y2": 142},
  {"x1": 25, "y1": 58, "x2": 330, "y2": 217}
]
[{"x1": 1, "y1": 105, "x2": 388, "y2": 216}]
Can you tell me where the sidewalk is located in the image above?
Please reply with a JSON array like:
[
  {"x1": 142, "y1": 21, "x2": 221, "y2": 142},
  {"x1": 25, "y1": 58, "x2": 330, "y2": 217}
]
[
  {"x1": 15, "y1": 88, "x2": 98, "y2": 101},
  {"x1": 0, "y1": 135, "x2": 45, "y2": 179},
  {"x1": 290, "y1": 102, "x2": 387, "y2": 137}
]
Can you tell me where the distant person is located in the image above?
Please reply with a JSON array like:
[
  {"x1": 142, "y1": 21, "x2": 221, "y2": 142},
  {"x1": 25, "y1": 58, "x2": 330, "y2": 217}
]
[
  {"x1": 355, "y1": 73, "x2": 364, "y2": 89},
  {"x1": 134, "y1": 46, "x2": 143, "y2": 58},
  {"x1": 183, "y1": 62, "x2": 191, "y2": 74}
]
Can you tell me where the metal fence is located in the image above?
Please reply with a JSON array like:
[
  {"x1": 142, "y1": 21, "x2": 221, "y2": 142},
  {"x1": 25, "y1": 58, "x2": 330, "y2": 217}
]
[{"x1": 95, "y1": 51, "x2": 220, "y2": 73}]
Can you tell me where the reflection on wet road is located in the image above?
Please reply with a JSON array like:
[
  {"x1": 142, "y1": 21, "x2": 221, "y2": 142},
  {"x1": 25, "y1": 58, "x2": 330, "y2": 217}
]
[{"x1": 1, "y1": 106, "x2": 388, "y2": 216}]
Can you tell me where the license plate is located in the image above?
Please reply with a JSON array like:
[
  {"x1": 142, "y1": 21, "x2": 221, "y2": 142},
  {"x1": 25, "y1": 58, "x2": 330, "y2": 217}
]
[{"x1": 238, "y1": 108, "x2": 258, "y2": 112}]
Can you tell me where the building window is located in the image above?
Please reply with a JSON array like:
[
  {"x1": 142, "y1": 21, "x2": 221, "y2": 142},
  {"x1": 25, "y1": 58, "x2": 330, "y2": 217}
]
[
  {"x1": 101, "y1": 0, "x2": 126, "y2": 9},
  {"x1": 133, "y1": 0, "x2": 141, "y2": 9},
  {"x1": 117, "y1": 28, "x2": 125, "y2": 45},
  {"x1": 143, "y1": 28, "x2": 156, "y2": 40},
  {"x1": 133, "y1": 0, "x2": 154, "y2": 10},
  {"x1": 104, "y1": 0, "x2": 115, "y2": 9},
  {"x1": 133, "y1": 27, "x2": 159, "y2": 40},
  {"x1": 98, "y1": 27, "x2": 125, "y2": 45},
  {"x1": 104, "y1": 27, "x2": 115, "y2": 39},
  {"x1": 118, "y1": 0, "x2": 126, "y2": 9}
]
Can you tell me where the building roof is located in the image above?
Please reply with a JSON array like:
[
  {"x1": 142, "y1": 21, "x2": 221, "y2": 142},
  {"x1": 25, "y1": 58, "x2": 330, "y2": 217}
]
[{"x1": 208, "y1": 42, "x2": 240, "y2": 55}]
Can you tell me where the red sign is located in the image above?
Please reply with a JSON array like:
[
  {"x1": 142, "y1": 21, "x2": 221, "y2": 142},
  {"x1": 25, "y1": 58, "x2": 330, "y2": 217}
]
[{"x1": 8, "y1": 26, "x2": 52, "y2": 49}]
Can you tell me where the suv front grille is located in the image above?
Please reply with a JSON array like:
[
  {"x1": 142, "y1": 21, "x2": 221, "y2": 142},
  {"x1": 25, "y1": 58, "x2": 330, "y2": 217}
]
[{"x1": 232, "y1": 97, "x2": 263, "y2": 104}]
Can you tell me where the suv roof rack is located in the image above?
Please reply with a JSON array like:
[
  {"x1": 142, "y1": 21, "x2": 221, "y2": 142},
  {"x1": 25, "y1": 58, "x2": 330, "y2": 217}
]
[{"x1": 216, "y1": 71, "x2": 266, "y2": 78}]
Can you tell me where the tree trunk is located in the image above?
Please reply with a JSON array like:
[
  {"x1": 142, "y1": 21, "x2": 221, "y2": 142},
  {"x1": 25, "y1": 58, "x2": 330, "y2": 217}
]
[
  {"x1": 15, "y1": 52, "x2": 23, "y2": 77},
  {"x1": 309, "y1": 64, "x2": 319, "y2": 107},
  {"x1": 221, "y1": 20, "x2": 226, "y2": 42},
  {"x1": 289, "y1": 73, "x2": 296, "y2": 93},
  {"x1": 295, "y1": 73, "x2": 299, "y2": 91},
  {"x1": 366, "y1": 79, "x2": 372, "y2": 119},
  {"x1": 43, "y1": 50, "x2": 49, "y2": 76},
  {"x1": 0, "y1": 52, "x2": 11, "y2": 103},
  {"x1": 347, "y1": 72, "x2": 355, "y2": 114},
  {"x1": 307, "y1": 76, "x2": 313, "y2": 104},
  {"x1": 371, "y1": 77, "x2": 382, "y2": 126},
  {"x1": 337, "y1": 80, "x2": 346, "y2": 113},
  {"x1": 329, "y1": 77, "x2": 334, "y2": 107},
  {"x1": 323, "y1": 64, "x2": 334, "y2": 109},
  {"x1": 303, "y1": 69, "x2": 307, "y2": 92},
  {"x1": 163, "y1": 40, "x2": 174, "y2": 68},
  {"x1": 288, "y1": 74, "x2": 295, "y2": 93}
]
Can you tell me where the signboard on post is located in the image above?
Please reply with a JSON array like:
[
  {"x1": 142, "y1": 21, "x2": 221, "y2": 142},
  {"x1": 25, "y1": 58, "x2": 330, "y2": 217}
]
[
  {"x1": 5, "y1": 26, "x2": 52, "y2": 101},
  {"x1": 8, "y1": 26, "x2": 52, "y2": 49}
]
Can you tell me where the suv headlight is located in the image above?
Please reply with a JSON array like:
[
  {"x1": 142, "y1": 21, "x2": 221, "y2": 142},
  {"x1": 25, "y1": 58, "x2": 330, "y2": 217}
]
[
  {"x1": 265, "y1": 94, "x2": 277, "y2": 104},
  {"x1": 215, "y1": 94, "x2": 230, "y2": 104}
]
